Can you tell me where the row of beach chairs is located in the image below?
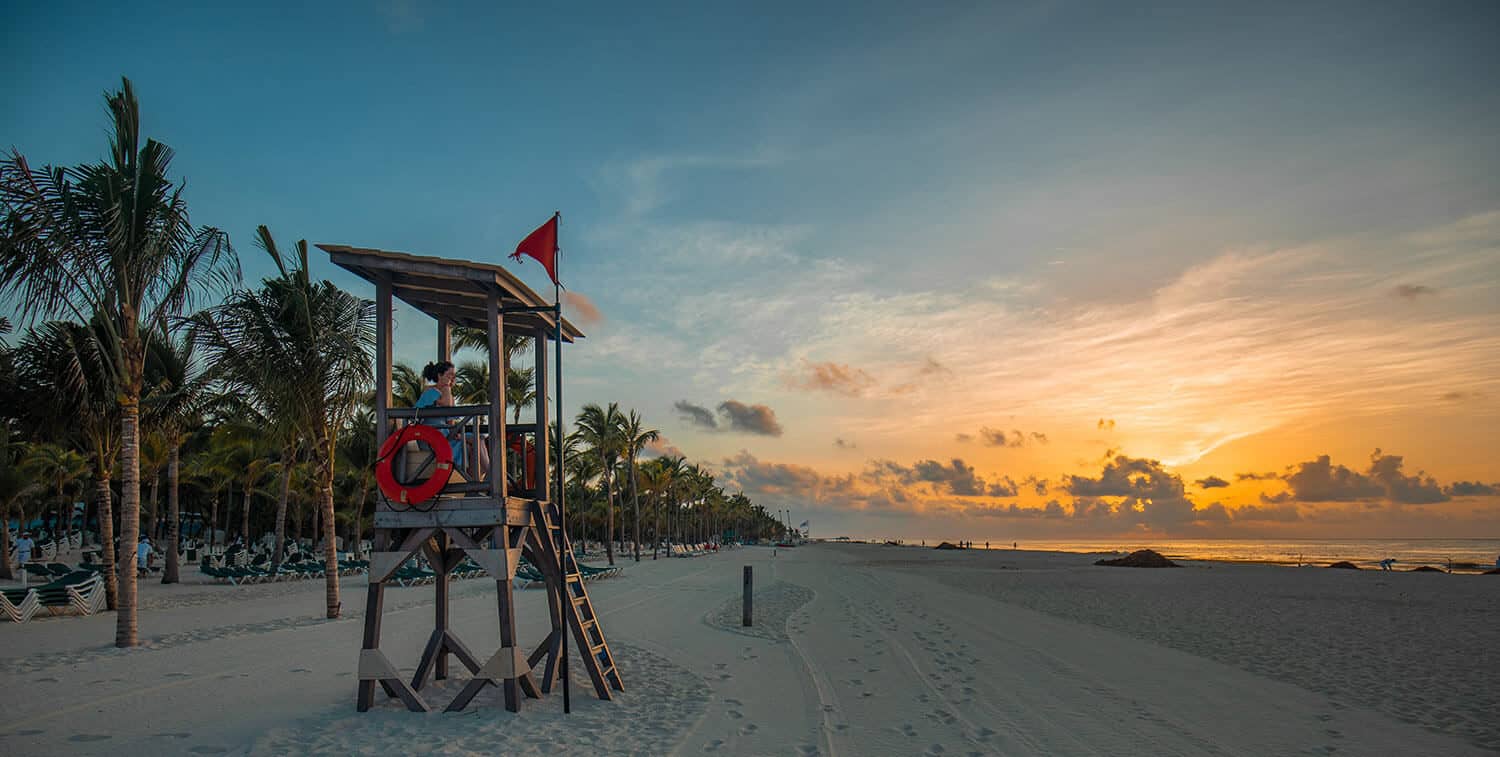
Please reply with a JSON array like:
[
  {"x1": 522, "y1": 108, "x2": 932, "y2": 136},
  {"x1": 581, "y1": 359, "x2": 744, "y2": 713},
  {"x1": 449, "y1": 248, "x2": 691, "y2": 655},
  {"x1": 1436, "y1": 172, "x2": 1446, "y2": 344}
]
[
  {"x1": 512, "y1": 558, "x2": 622, "y2": 589},
  {"x1": 669, "y1": 543, "x2": 719, "y2": 558},
  {"x1": 1, "y1": 570, "x2": 106, "y2": 623},
  {"x1": 200, "y1": 557, "x2": 370, "y2": 585}
]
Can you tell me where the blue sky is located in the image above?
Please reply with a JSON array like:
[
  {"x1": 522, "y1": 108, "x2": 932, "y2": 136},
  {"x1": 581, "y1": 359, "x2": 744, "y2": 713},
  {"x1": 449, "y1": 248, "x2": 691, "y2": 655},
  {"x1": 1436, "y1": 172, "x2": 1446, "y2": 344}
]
[{"x1": 5, "y1": 1, "x2": 1499, "y2": 539}]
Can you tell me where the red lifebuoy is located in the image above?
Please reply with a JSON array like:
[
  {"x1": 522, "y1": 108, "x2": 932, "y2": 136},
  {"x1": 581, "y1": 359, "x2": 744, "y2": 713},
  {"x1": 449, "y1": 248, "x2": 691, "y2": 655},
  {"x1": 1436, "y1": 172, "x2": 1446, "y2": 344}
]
[{"x1": 375, "y1": 424, "x2": 453, "y2": 506}]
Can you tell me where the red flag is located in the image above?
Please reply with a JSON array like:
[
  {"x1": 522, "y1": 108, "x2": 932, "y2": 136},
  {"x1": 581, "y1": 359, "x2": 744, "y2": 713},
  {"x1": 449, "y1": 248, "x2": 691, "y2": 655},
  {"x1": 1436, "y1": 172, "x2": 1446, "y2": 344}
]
[{"x1": 509, "y1": 214, "x2": 559, "y2": 285}]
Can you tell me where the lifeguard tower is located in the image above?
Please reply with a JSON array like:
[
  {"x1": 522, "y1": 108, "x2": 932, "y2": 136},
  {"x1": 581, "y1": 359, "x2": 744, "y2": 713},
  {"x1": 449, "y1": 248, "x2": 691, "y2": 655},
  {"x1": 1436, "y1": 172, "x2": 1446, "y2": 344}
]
[{"x1": 323, "y1": 244, "x2": 622, "y2": 713}]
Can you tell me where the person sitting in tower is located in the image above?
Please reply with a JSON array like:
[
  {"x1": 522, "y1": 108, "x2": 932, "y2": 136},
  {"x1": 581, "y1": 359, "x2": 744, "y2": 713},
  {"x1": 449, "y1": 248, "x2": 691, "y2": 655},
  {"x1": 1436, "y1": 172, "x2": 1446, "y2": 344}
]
[{"x1": 417, "y1": 360, "x2": 490, "y2": 476}]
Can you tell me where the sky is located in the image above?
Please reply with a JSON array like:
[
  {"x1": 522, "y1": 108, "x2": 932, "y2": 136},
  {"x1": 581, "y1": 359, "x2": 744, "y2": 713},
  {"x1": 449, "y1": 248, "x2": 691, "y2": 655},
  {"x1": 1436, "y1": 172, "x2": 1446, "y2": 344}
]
[{"x1": 4, "y1": 1, "x2": 1499, "y2": 540}]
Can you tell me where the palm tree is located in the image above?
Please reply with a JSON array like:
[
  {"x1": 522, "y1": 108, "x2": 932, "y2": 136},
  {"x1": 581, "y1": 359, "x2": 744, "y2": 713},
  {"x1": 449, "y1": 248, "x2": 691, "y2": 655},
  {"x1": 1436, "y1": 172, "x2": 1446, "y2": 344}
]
[
  {"x1": 638, "y1": 456, "x2": 674, "y2": 559},
  {"x1": 138, "y1": 431, "x2": 168, "y2": 538},
  {"x1": 0, "y1": 430, "x2": 40, "y2": 581},
  {"x1": 617, "y1": 410, "x2": 658, "y2": 562},
  {"x1": 454, "y1": 361, "x2": 489, "y2": 405},
  {"x1": 506, "y1": 366, "x2": 536, "y2": 425},
  {"x1": 143, "y1": 330, "x2": 213, "y2": 583},
  {"x1": 392, "y1": 362, "x2": 423, "y2": 407},
  {"x1": 13, "y1": 319, "x2": 123, "y2": 608},
  {"x1": 573, "y1": 403, "x2": 624, "y2": 564},
  {"x1": 336, "y1": 406, "x2": 377, "y2": 555},
  {"x1": 0, "y1": 78, "x2": 238, "y2": 646},
  {"x1": 25, "y1": 443, "x2": 88, "y2": 544},
  {"x1": 193, "y1": 226, "x2": 372, "y2": 619}
]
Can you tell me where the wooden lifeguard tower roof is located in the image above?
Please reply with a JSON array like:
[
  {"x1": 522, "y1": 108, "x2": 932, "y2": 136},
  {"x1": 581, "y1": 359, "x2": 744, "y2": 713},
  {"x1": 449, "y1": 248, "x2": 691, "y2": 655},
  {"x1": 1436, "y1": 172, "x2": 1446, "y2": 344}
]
[{"x1": 318, "y1": 244, "x2": 584, "y2": 341}]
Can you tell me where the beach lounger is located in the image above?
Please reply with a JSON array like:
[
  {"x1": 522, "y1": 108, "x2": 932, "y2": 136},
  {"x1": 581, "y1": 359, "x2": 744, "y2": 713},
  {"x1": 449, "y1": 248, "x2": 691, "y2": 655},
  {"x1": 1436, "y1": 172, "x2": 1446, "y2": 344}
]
[
  {"x1": 1, "y1": 587, "x2": 41, "y2": 623},
  {"x1": 29, "y1": 572, "x2": 105, "y2": 616}
]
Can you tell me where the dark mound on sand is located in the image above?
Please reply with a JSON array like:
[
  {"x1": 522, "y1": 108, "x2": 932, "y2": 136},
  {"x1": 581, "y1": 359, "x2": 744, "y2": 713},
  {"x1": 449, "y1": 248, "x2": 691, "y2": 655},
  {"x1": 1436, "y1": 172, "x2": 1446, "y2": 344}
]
[
  {"x1": 1485, "y1": 567, "x2": 1500, "y2": 575},
  {"x1": 1327, "y1": 561, "x2": 1361, "y2": 570},
  {"x1": 934, "y1": 541, "x2": 965, "y2": 550},
  {"x1": 1409, "y1": 565, "x2": 1446, "y2": 573},
  {"x1": 1095, "y1": 549, "x2": 1177, "y2": 568}
]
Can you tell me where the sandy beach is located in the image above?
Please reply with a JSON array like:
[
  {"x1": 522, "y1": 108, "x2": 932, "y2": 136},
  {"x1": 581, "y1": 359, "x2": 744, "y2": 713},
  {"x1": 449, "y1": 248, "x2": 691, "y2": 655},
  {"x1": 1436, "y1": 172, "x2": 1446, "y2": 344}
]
[{"x1": 2, "y1": 543, "x2": 1495, "y2": 755}]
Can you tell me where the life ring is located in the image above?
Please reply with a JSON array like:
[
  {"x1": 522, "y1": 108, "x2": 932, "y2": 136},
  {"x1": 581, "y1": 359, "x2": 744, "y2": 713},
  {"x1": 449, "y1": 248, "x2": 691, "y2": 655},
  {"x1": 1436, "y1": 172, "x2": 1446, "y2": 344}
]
[{"x1": 375, "y1": 424, "x2": 453, "y2": 506}]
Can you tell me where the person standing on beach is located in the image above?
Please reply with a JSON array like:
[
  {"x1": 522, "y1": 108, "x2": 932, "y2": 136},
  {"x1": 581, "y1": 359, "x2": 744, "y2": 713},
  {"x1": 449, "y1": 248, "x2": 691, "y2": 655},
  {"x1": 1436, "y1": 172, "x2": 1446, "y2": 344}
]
[{"x1": 15, "y1": 531, "x2": 34, "y2": 586}]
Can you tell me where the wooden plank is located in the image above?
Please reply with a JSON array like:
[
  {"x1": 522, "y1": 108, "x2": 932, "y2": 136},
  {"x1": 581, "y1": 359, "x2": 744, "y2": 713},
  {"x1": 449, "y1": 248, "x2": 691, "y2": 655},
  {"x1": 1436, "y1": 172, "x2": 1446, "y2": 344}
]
[
  {"x1": 356, "y1": 581, "x2": 384, "y2": 711},
  {"x1": 487, "y1": 290, "x2": 507, "y2": 511},
  {"x1": 374, "y1": 509, "x2": 506, "y2": 529},
  {"x1": 437, "y1": 317, "x2": 450, "y2": 363},
  {"x1": 532, "y1": 324, "x2": 550, "y2": 502}
]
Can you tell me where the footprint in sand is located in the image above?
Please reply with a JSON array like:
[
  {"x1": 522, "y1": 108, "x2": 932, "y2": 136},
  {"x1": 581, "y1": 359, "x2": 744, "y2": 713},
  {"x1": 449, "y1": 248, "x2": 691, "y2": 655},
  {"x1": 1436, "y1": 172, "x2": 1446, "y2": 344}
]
[
  {"x1": 36, "y1": 677, "x2": 59, "y2": 683},
  {"x1": 14, "y1": 729, "x2": 44, "y2": 736},
  {"x1": 861, "y1": 691, "x2": 875, "y2": 698},
  {"x1": 727, "y1": 710, "x2": 744, "y2": 720},
  {"x1": 900, "y1": 723, "x2": 918, "y2": 737},
  {"x1": 69, "y1": 734, "x2": 111, "y2": 742},
  {"x1": 796, "y1": 744, "x2": 819, "y2": 755},
  {"x1": 189, "y1": 747, "x2": 228, "y2": 755},
  {"x1": 725, "y1": 698, "x2": 743, "y2": 706},
  {"x1": 165, "y1": 672, "x2": 191, "y2": 678},
  {"x1": 974, "y1": 727, "x2": 996, "y2": 742},
  {"x1": 154, "y1": 733, "x2": 192, "y2": 739},
  {"x1": 739, "y1": 723, "x2": 759, "y2": 735},
  {"x1": 925, "y1": 745, "x2": 946, "y2": 755},
  {"x1": 289, "y1": 668, "x2": 312, "y2": 674},
  {"x1": 704, "y1": 738, "x2": 724, "y2": 752}
]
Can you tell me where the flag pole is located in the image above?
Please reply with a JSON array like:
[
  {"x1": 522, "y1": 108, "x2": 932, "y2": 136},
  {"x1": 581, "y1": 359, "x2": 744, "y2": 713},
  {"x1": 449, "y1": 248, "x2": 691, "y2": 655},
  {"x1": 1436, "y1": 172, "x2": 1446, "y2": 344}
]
[{"x1": 552, "y1": 211, "x2": 570, "y2": 715}]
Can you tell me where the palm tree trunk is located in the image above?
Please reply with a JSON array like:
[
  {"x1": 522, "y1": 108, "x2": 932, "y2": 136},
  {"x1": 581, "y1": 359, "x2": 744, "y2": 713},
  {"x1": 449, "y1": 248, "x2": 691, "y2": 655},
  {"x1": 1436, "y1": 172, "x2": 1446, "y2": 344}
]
[
  {"x1": 0, "y1": 499, "x2": 12, "y2": 581},
  {"x1": 317, "y1": 426, "x2": 341, "y2": 619},
  {"x1": 162, "y1": 442, "x2": 181, "y2": 583},
  {"x1": 652, "y1": 491, "x2": 660, "y2": 560},
  {"x1": 117, "y1": 394, "x2": 141, "y2": 648},
  {"x1": 272, "y1": 444, "x2": 293, "y2": 572},
  {"x1": 238, "y1": 481, "x2": 249, "y2": 545},
  {"x1": 148, "y1": 471, "x2": 159, "y2": 541},
  {"x1": 354, "y1": 472, "x2": 371, "y2": 557},
  {"x1": 603, "y1": 461, "x2": 615, "y2": 566},
  {"x1": 630, "y1": 460, "x2": 642, "y2": 562},
  {"x1": 96, "y1": 476, "x2": 117, "y2": 610}
]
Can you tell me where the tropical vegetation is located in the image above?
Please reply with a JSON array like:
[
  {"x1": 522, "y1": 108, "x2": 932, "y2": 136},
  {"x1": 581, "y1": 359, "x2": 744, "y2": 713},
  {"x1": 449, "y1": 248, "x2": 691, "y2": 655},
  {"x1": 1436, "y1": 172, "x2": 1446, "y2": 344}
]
[{"x1": 0, "y1": 76, "x2": 790, "y2": 647}]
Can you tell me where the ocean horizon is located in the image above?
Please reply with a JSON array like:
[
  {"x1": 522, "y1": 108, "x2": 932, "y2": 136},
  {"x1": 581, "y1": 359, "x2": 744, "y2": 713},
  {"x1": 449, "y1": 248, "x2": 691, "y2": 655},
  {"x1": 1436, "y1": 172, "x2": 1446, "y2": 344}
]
[{"x1": 845, "y1": 537, "x2": 1500, "y2": 571}]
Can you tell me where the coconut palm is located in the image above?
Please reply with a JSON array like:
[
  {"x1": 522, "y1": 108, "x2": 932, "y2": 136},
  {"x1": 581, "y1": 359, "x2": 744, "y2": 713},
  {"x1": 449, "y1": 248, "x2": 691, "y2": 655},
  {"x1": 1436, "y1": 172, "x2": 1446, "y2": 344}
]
[
  {"x1": 573, "y1": 403, "x2": 624, "y2": 564},
  {"x1": 638, "y1": 456, "x2": 674, "y2": 559},
  {"x1": 193, "y1": 226, "x2": 372, "y2": 618},
  {"x1": 0, "y1": 430, "x2": 40, "y2": 580},
  {"x1": 392, "y1": 362, "x2": 423, "y2": 407},
  {"x1": 0, "y1": 78, "x2": 238, "y2": 646},
  {"x1": 139, "y1": 431, "x2": 168, "y2": 538},
  {"x1": 617, "y1": 410, "x2": 658, "y2": 562},
  {"x1": 454, "y1": 361, "x2": 489, "y2": 405},
  {"x1": 13, "y1": 319, "x2": 123, "y2": 607},
  {"x1": 506, "y1": 366, "x2": 536, "y2": 425},
  {"x1": 25, "y1": 443, "x2": 88, "y2": 543},
  {"x1": 143, "y1": 330, "x2": 213, "y2": 582}
]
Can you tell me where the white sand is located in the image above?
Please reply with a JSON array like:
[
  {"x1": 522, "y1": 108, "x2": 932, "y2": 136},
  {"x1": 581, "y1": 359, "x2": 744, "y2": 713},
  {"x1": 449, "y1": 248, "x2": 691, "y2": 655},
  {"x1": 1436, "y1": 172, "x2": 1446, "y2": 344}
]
[{"x1": 1, "y1": 543, "x2": 1493, "y2": 755}]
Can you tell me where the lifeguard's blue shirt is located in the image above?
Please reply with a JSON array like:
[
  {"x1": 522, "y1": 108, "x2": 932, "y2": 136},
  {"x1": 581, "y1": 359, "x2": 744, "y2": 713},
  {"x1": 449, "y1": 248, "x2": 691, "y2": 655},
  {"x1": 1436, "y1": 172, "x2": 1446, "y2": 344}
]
[{"x1": 415, "y1": 388, "x2": 465, "y2": 466}]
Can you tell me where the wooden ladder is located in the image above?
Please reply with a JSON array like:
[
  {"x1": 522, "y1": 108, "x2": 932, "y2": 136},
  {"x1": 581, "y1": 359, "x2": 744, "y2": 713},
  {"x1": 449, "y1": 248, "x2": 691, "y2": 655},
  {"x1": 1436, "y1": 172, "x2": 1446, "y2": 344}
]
[{"x1": 529, "y1": 501, "x2": 625, "y2": 698}]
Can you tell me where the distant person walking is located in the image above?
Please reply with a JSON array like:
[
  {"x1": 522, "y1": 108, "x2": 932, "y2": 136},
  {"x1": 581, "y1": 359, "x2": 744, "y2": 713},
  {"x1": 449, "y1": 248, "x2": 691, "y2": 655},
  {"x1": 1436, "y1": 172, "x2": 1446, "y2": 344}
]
[
  {"x1": 1379, "y1": 558, "x2": 1397, "y2": 571},
  {"x1": 137, "y1": 536, "x2": 154, "y2": 575},
  {"x1": 15, "y1": 531, "x2": 35, "y2": 586}
]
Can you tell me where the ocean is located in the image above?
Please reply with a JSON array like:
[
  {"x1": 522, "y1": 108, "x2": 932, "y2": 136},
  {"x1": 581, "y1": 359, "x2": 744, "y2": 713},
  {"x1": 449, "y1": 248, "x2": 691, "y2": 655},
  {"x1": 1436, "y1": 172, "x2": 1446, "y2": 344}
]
[{"x1": 866, "y1": 538, "x2": 1500, "y2": 572}]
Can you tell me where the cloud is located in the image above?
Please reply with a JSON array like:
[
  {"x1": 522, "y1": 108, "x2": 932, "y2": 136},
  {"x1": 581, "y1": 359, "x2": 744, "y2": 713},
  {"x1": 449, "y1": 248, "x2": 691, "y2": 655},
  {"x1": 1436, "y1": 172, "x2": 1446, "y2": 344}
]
[
  {"x1": 1439, "y1": 391, "x2": 1478, "y2": 402},
  {"x1": 674, "y1": 399, "x2": 785, "y2": 436},
  {"x1": 561, "y1": 291, "x2": 604, "y2": 327},
  {"x1": 1231, "y1": 503, "x2": 1302, "y2": 522},
  {"x1": 1024, "y1": 475, "x2": 1050, "y2": 495},
  {"x1": 641, "y1": 434, "x2": 685, "y2": 460},
  {"x1": 1444, "y1": 481, "x2": 1499, "y2": 496},
  {"x1": 834, "y1": 437, "x2": 857, "y2": 449},
  {"x1": 1063, "y1": 454, "x2": 1219, "y2": 527},
  {"x1": 986, "y1": 476, "x2": 1020, "y2": 497},
  {"x1": 1195, "y1": 476, "x2": 1230, "y2": 489},
  {"x1": 717, "y1": 400, "x2": 784, "y2": 436},
  {"x1": 1276, "y1": 450, "x2": 1449, "y2": 505},
  {"x1": 786, "y1": 360, "x2": 875, "y2": 396},
  {"x1": 867, "y1": 458, "x2": 986, "y2": 497},
  {"x1": 954, "y1": 433, "x2": 973, "y2": 443},
  {"x1": 1236, "y1": 471, "x2": 1279, "y2": 481},
  {"x1": 673, "y1": 400, "x2": 718, "y2": 430},
  {"x1": 1097, "y1": 418, "x2": 1116, "y2": 431},
  {"x1": 1393, "y1": 284, "x2": 1436, "y2": 300},
  {"x1": 978, "y1": 427, "x2": 1046, "y2": 447},
  {"x1": 919, "y1": 357, "x2": 951, "y2": 376}
]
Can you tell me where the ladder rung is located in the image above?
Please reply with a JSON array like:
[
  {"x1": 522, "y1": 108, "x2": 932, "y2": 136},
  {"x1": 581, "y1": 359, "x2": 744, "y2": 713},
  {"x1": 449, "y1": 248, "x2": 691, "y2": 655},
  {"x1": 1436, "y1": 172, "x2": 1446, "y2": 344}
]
[
  {"x1": 571, "y1": 595, "x2": 587, "y2": 605},
  {"x1": 589, "y1": 643, "x2": 606, "y2": 654}
]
